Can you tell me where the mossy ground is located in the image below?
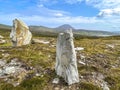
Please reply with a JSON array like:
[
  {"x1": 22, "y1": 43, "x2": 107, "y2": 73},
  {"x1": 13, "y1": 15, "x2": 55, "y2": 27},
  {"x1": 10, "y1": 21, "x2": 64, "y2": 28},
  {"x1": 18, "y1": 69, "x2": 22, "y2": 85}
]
[{"x1": 0, "y1": 29, "x2": 120, "y2": 90}]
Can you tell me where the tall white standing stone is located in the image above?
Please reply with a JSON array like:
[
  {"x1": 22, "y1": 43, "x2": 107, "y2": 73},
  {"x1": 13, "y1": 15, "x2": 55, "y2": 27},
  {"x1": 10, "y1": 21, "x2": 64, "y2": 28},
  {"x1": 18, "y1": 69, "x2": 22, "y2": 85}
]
[
  {"x1": 10, "y1": 19, "x2": 32, "y2": 46},
  {"x1": 55, "y1": 29, "x2": 79, "y2": 85}
]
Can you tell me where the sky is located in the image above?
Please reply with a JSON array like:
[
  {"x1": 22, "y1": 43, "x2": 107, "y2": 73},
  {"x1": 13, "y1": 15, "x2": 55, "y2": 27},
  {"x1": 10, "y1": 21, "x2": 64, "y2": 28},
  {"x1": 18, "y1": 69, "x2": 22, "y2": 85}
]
[{"x1": 0, "y1": 0, "x2": 120, "y2": 31}]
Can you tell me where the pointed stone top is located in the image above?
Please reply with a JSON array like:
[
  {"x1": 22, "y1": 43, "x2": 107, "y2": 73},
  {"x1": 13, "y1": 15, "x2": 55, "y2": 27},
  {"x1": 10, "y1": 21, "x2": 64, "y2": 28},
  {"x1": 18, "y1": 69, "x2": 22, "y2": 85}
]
[
  {"x1": 65, "y1": 28, "x2": 73, "y2": 39},
  {"x1": 62, "y1": 28, "x2": 73, "y2": 33},
  {"x1": 13, "y1": 18, "x2": 28, "y2": 29},
  {"x1": 66, "y1": 28, "x2": 73, "y2": 33}
]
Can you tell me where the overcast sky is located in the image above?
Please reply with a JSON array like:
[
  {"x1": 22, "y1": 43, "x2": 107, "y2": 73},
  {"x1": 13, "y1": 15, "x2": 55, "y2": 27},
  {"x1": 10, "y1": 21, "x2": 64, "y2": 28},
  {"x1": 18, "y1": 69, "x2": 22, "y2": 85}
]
[{"x1": 0, "y1": 0, "x2": 120, "y2": 31}]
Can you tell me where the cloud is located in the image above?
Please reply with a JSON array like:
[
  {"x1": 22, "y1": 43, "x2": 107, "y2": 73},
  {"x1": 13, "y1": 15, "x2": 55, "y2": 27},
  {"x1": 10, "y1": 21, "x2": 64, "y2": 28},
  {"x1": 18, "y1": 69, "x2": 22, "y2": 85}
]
[
  {"x1": 54, "y1": 13, "x2": 64, "y2": 17},
  {"x1": 85, "y1": 0, "x2": 120, "y2": 31},
  {"x1": 98, "y1": 8, "x2": 120, "y2": 17},
  {"x1": 86, "y1": 0, "x2": 120, "y2": 9},
  {"x1": 37, "y1": 0, "x2": 120, "y2": 10},
  {"x1": 0, "y1": 12, "x2": 102, "y2": 26},
  {"x1": 0, "y1": 11, "x2": 119, "y2": 31}
]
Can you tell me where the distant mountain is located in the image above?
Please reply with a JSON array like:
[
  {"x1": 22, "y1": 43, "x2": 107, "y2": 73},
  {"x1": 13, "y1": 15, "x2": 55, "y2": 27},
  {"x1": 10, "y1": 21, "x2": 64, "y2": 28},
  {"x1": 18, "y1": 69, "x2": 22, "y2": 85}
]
[
  {"x1": 111, "y1": 31, "x2": 120, "y2": 35},
  {"x1": 0, "y1": 23, "x2": 118, "y2": 37},
  {"x1": 29, "y1": 26, "x2": 58, "y2": 36},
  {"x1": 54, "y1": 24, "x2": 75, "y2": 31},
  {"x1": 0, "y1": 24, "x2": 11, "y2": 30},
  {"x1": 74, "y1": 29, "x2": 116, "y2": 36},
  {"x1": 53, "y1": 24, "x2": 116, "y2": 36}
]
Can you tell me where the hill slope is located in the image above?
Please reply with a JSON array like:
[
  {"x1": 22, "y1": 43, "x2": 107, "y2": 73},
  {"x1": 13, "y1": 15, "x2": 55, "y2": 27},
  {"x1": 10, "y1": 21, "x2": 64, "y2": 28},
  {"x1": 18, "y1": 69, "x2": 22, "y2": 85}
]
[
  {"x1": 0, "y1": 24, "x2": 118, "y2": 37},
  {"x1": 0, "y1": 24, "x2": 11, "y2": 30},
  {"x1": 54, "y1": 24, "x2": 75, "y2": 31}
]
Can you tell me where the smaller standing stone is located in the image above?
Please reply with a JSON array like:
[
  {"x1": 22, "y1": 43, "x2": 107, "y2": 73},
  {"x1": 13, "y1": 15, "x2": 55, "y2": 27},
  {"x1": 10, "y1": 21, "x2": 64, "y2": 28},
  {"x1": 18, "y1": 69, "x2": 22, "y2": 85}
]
[{"x1": 10, "y1": 19, "x2": 32, "y2": 46}]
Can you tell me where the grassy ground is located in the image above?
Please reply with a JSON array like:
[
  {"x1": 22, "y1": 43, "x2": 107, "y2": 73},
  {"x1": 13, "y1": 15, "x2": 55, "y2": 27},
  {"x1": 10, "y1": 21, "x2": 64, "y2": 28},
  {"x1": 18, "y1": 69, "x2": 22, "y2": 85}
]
[{"x1": 0, "y1": 29, "x2": 120, "y2": 90}]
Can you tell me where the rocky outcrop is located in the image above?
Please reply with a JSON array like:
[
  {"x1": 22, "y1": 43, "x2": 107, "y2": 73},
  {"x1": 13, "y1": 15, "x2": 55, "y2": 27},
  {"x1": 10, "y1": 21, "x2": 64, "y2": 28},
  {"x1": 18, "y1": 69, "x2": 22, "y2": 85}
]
[
  {"x1": 10, "y1": 19, "x2": 32, "y2": 46},
  {"x1": 0, "y1": 58, "x2": 33, "y2": 86},
  {"x1": 55, "y1": 29, "x2": 79, "y2": 85}
]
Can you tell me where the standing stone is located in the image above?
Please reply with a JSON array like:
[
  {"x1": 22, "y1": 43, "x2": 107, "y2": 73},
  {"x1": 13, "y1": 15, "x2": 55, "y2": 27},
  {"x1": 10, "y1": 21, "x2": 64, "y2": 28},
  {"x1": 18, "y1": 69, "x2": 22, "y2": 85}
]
[
  {"x1": 55, "y1": 29, "x2": 79, "y2": 85},
  {"x1": 10, "y1": 19, "x2": 32, "y2": 46}
]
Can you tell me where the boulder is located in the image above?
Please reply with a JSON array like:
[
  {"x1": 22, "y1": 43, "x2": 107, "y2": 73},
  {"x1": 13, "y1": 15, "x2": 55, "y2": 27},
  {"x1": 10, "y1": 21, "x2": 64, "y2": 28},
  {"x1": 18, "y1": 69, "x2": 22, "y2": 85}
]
[
  {"x1": 55, "y1": 29, "x2": 79, "y2": 85},
  {"x1": 10, "y1": 19, "x2": 32, "y2": 46}
]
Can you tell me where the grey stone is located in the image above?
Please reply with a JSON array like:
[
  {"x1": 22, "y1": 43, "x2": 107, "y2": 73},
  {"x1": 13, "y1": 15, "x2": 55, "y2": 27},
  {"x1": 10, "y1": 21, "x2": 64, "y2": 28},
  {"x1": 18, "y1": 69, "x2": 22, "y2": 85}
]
[
  {"x1": 3, "y1": 66, "x2": 16, "y2": 74},
  {"x1": 78, "y1": 61, "x2": 85, "y2": 65},
  {"x1": 55, "y1": 29, "x2": 79, "y2": 85}
]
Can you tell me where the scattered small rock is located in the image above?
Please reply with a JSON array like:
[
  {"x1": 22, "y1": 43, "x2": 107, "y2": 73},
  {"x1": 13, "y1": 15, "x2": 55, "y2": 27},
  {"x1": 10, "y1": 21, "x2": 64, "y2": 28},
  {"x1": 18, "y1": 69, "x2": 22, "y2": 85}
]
[
  {"x1": 13, "y1": 82, "x2": 20, "y2": 87},
  {"x1": 80, "y1": 76, "x2": 84, "y2": 79},
  {"x1": 33, "y1": 39, "x2": 50, "y2": 44},
  {"x1": 52, "y1": 78, "x2": 59, "y2": 84},
  {"x1": 75, "y1": 47, "x2": 84, "y2": 51},
  {"x1": 0, "y1": 58, "x2": 33, "y2": 86},
  {"x1": 101, "y1": 82, "x2": 110, "y2": 90},
  {"x1": 80, "y1": 54, "x2": 85, "y2": 60},
  {"x1": 51, "y1": 45, "x2": 56, "y2": 47},
  {"x1": 78, "y1": 61, "x2": 85, "y2": 65},
  {"x1": 35, "y1": 73, "x2": 41, "y2": 77},
  {"x1": 3, "y1": 66, "x2": 16, "y2": 74},
  {"x1": 106, "y1": 44, "x2": 114, "y2": 49}
]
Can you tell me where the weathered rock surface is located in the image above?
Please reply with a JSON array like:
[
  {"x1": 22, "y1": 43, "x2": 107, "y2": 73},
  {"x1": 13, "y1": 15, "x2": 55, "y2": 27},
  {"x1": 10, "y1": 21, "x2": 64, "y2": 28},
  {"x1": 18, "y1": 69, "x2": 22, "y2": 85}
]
[
  {"x1": 0, "y1": 58, "x2": 33, "y2": 86},
  {"x1": 55, "y1": 29, "x2": 79, "y2": 85},
  {"x1": 10, "y1": 19, "x2": 32, "y2": 46}
]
